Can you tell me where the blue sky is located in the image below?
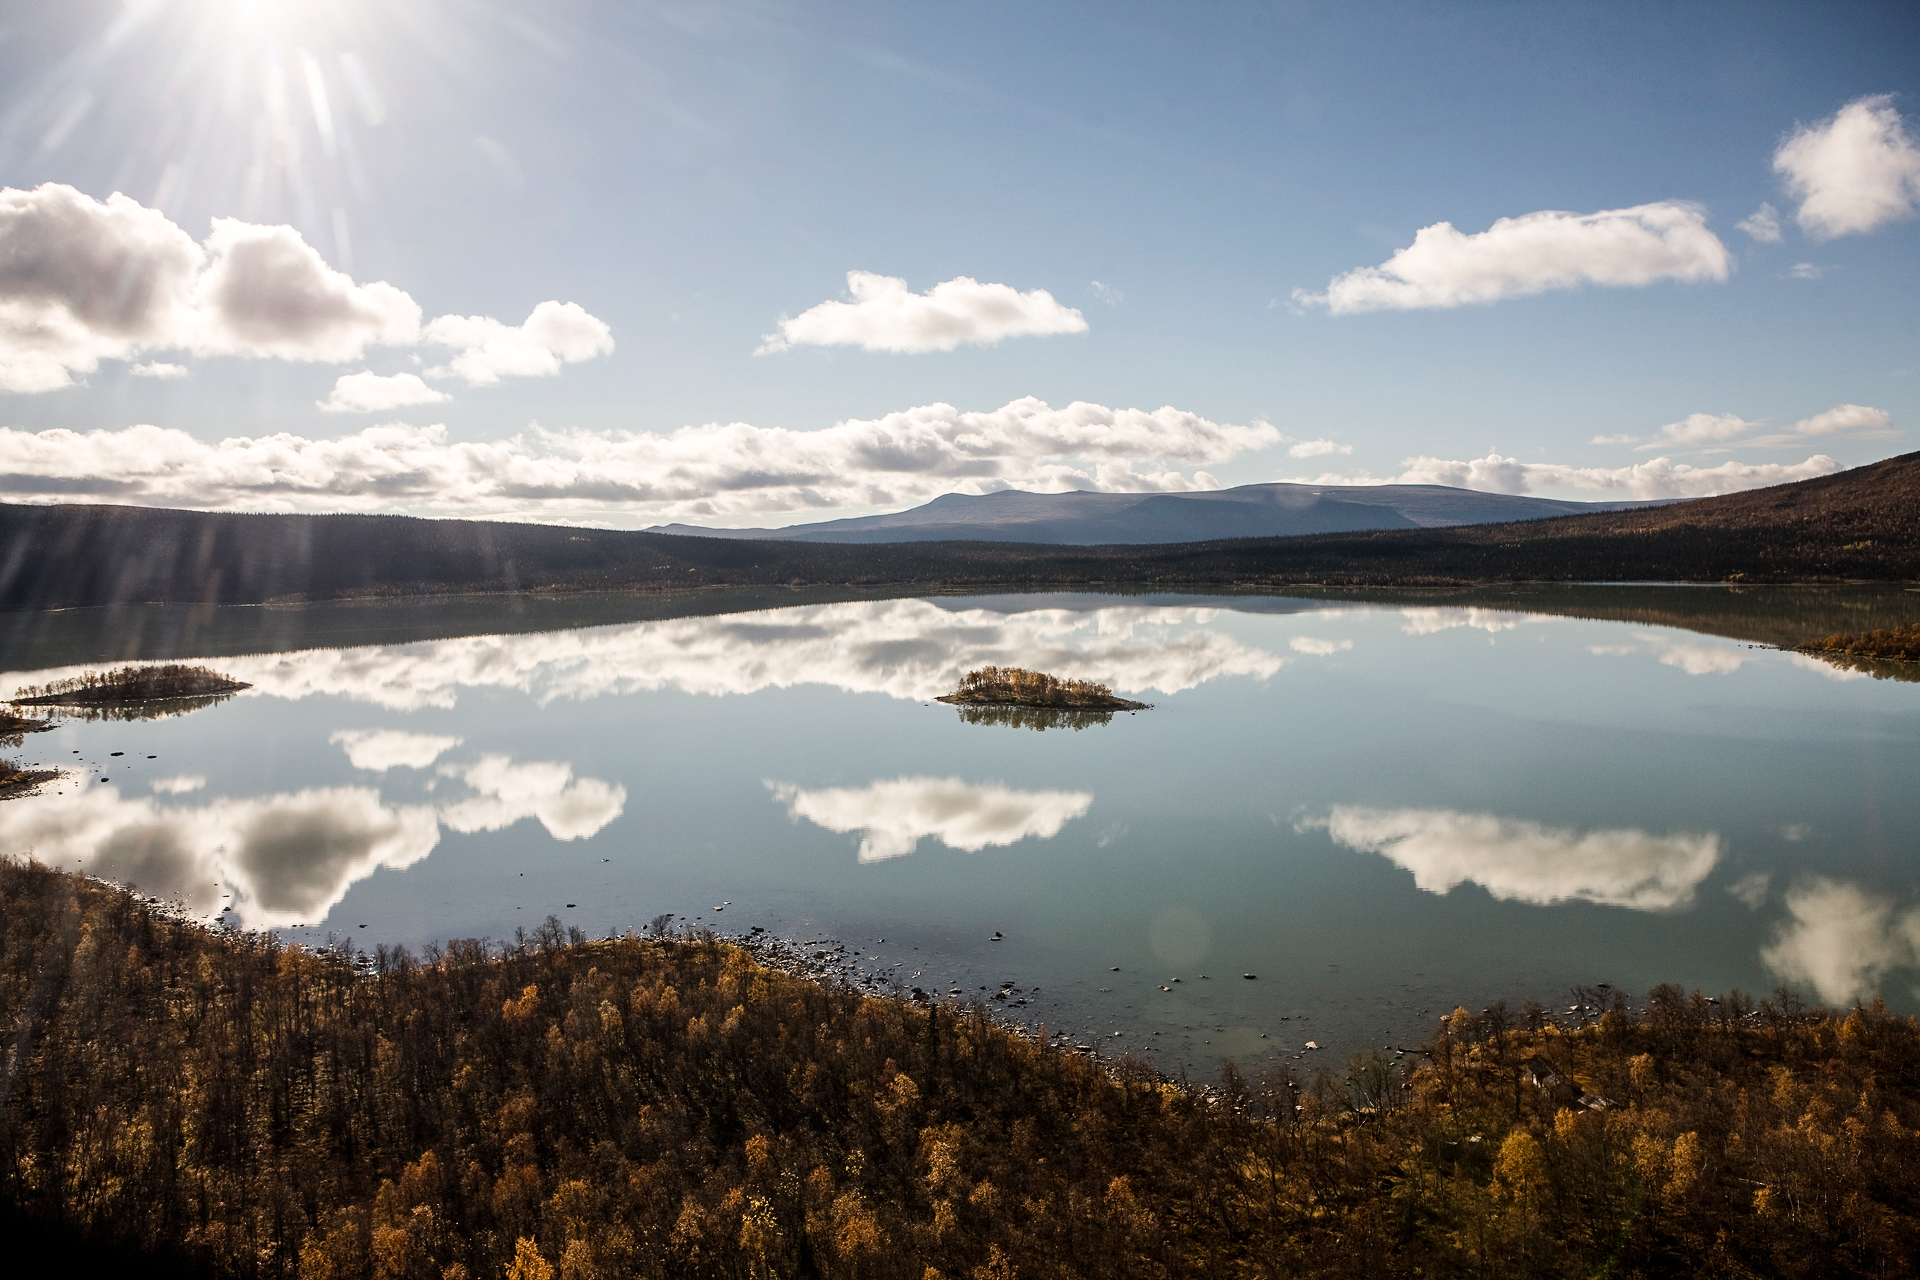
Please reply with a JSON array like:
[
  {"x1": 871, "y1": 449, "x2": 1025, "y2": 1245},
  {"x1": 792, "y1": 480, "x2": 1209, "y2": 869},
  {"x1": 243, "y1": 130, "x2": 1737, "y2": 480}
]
[{"x1": 0, "y1": 0, "x2": 1915, "y2": 525}]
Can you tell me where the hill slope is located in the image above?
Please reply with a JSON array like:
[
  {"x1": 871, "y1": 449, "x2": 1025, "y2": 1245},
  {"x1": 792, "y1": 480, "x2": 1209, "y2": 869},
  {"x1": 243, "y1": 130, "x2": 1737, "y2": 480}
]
[
  {"x1": 0, "y1": 452, "x2": 1913, "y2": 609},
  {"x1": 650, "y1": 482, "x2": 1668, "y2": 544}
]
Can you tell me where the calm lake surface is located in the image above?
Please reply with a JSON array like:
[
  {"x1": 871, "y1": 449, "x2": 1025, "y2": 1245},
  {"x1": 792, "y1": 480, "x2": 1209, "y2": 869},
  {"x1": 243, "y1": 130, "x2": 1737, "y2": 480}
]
[{"x1": 5, "y1": 585, "x2": 1918, "y2": 1076}]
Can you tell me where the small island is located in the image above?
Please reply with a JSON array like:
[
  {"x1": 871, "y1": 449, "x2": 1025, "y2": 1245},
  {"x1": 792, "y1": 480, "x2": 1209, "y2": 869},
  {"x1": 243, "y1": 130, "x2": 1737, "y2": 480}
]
[
  {"x1": 937, "y1": 665, "x2": 1149, "y2": 711},
  {"x1": 10, "y1": 663, "x2": 252, "y2": 707}
]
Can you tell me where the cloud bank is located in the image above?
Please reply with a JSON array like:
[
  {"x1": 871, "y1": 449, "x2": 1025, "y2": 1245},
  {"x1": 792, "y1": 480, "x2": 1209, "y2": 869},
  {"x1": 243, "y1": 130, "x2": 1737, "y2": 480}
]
[
  {"x1": 760, "y1": 271, "x2": 1088, "y2": 354},
  {"x1": 0, "y1": 183, "x2": 610, "y2": 393},
  {"x1": 0, "y1": 397, "x2": 1279, "y2": 520},
  {"x1": 1774, "y1": 95, "x2": 1920, "y2": 240},
  {"x1": 770, "y1": 776, "x2": 1093, "y2": 862},
  {"x1": 1294, "y1": 451, "x2": 1843, "y2": 500},
  {"x1": 1313, "y1": 805, "x2": 1721, "y2": 911},
  {"x1": 1603, "y1": 403, "x2": 1893, "y2": 452},
  {"x1": 1294, "y1": 202, "x2": 1732, "y2": 314}
]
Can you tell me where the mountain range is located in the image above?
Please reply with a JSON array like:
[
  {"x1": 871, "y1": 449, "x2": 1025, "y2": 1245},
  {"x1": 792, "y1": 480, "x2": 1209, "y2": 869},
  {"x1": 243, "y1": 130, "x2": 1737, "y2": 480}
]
[
  {"x1": 1, "y1": 452, "x2": 1913, "y2": 611},
  {"x1": 649, "y1": 483, "x2": 1673, "y2": 544}
]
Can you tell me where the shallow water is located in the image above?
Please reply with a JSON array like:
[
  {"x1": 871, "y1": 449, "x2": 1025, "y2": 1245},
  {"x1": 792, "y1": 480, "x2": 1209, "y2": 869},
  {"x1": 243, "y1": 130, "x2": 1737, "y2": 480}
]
[{"x1": 4, "y1": 586, "x2": 1918, "y2": 1077}]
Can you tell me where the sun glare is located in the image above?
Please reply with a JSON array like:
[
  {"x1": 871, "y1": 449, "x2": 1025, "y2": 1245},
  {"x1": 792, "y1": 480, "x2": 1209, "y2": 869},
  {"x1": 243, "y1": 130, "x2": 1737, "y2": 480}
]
[{"x1": 8, "y1": 0, "x2": 462, "y2": 273}]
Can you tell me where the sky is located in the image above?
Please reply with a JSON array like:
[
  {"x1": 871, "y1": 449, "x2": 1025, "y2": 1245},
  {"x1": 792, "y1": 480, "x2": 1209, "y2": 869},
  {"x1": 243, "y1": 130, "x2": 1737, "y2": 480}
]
[{"x1": 0, "y1": 0, "x2": 1915, "y2": 528}]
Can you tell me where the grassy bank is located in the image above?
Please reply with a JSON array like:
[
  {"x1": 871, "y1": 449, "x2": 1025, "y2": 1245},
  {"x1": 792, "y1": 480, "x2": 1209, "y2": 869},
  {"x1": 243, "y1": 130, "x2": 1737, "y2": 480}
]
[{"x1": 2, "y1": 859, "x2": 1916, "y2": 1277}]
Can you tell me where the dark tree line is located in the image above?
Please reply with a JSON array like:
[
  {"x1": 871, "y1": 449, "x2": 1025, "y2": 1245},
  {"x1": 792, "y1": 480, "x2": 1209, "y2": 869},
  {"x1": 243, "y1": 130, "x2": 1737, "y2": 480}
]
[{"x1": 2, "y1": 857, "x2": 1917, "y2": 1278}]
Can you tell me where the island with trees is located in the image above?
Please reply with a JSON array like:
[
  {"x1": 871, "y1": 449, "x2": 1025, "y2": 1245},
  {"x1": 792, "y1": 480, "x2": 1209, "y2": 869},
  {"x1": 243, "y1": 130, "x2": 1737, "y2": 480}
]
[
  {"x1": 936, "y1": 665, "x2": 1148, "y2": 711},
  {"x1": 10, "y1": 663, "x2": 250, "y2": 707}
]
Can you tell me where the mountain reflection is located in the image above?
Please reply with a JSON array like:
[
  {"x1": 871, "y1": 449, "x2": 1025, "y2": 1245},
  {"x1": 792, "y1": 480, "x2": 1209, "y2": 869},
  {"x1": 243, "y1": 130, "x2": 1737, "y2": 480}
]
[
  {"x1": 1313, "y1": 805, "x2": 1720, "y2": 911},
  {"x1": 8, "y1": 599, "x2": 1285, "y2": 712},
  {"x1": 770, "y1": 776, "x2": 1094, "y2": 863},
  {"x1": 0, "y1": 752, "x2": 624, "y2": 928}
]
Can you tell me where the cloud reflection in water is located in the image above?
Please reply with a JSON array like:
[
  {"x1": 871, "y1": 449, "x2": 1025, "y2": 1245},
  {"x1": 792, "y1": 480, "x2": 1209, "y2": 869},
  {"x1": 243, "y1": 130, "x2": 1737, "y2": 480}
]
[
  {"x1": 0, "y1": 751, "x2": 624, "y2": 928},
  {"x1": 0, "y1": 785, "x2": 440, "y2": 929},
  {"x1": 1314, "y1": 805, "x2": 1720, "y2": 911},
  {"x1": 1761, "y1": 877, "x2": 1920, "y2": 1004},
  {"x1": 332, "y1": 728, "x2": 465, "y2": 770},
  {"x1": 437, "y1": 755, "x2": 627, "y2": 841},
  {"x1": 770, "y1": 776, "x2": 1094, "y2": 863},
  {"x1": 26, "y1": 599, "x2": 1288, "y2": 712}
]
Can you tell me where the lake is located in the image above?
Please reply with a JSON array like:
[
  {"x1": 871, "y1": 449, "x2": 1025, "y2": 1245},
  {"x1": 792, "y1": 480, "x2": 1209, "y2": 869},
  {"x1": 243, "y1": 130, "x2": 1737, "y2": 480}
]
[{"x1": 4, "y1": 584, "x2": 1918, "y2": 1078}]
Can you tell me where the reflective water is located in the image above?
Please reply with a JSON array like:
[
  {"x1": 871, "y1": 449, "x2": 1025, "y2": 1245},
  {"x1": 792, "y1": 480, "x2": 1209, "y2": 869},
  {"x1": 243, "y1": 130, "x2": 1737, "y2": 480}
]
[{"x1": 4, "y1": 586, "x2": 1918, "y2": 1075}]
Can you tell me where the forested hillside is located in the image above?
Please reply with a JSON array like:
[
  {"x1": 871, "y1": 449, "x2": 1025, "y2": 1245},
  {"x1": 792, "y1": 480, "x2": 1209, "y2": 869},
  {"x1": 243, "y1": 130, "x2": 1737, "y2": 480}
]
[{"x1": 3, "y1": 859, "x2": 1917, "y2": 1278}]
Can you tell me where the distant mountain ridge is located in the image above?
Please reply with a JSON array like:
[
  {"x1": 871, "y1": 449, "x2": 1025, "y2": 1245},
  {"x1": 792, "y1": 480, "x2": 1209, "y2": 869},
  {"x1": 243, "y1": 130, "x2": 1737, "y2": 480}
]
[
  {"x1": 650, "y1": 483, "x2": 1673, "y2": 544},
  {"x1": 0, "y1": 451, "x2": 1912, "y2": 611}
]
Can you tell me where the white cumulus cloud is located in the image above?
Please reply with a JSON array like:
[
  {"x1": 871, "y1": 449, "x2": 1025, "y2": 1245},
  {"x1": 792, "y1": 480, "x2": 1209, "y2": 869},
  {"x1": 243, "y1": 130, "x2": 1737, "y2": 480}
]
[
  {"x1": 1736, "y1": 202, "x2": 1783, "y2": 243},
  {"x1": 0, "y1": 183, "x2": 204, "y2": 392},
  {"x1": 1293, "y1": 201, "x2": 1732, "y2": 314},
  {"x1": 1312, "y1": 805, "x2": 1721, "y2": 911},
  {"x1": 1793, "y1": 403, "x2": 1890, "y2": 436},
  {"x1": 424, "y1": 300, "x2": 614, "y2": 385},
  {"x1": 320, "y1": 371, "x2": 450, "y2": 413},
  {"x1": 1630, "y1": 412, "x2": 1756, "y2": 451},
  {"x1": 1774, "y1": 94, "x2": 1920, "y2": 239},
  {"x1": 759, "y1": 270, "x2": 1088, "y2": 354},
  {"x1": 1288, "y1": 439, "x2": 1351, "y2": 458},
  {"x1": 189, "y1": 216, "x2": 421, "y2": 361},
  {"x1": 131, "y1": 361, "x2": 188, "y2": 379},
  {"x1": 770, "y1": 775, "x2": 1093, "y2": 863},
  {"x1": 0, "y1": 183, "x2": 608, "y2": 395},
  {"x1": 0, "y1": 397, "x2": 1278, "y2": 521}
]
